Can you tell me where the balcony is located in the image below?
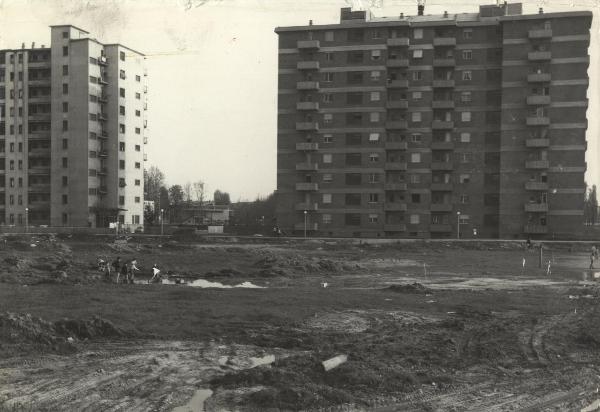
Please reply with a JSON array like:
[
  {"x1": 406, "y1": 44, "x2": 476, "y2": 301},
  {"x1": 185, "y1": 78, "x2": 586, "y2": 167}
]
[
  {"x1": 384, "y1": 141, "x2": 407, "y2": 150},
  {"x1": 430, "y1": 224, "x2": 453, "y2": 233},
  {"x1": 528, "y1": 73, "x2": 551, "y2": 83},
  {"x1": 99, "y1": 186, "x2": 108, "y2": 194},
  {"x1": 433, "y1": 58, "x2": 456, "y2": 67},
  {"x1": 525, "y1": 203, "x2": 548, "y2": 212},
  {"x1": 386, "y1": 100, "x2": 408, "y2": 109},
  {"x1": 526, "y1": 116, "x2": 550, "y2": 126},
  {"x1": 296, "y1": 81, "x2": 319, "y2": 90},
  {"x1": 432, "y1": 100, "x2": 454, "y2": 109},
  {"x1": 431, "y1": 203, "x2": 453, "y2": 212},
  {"x1": 387, "y1": 79, "x2": 409, "y2": 88},
  {"x1": 526, "y1": 138, "x2": 550, "y2": 148},
  {"x1": 99, "y1": 150, "x2": 108, "y2": 158},
  {"x1": 431, "y1": 183, "x2": 453, "y2": 191},
  {"x1": 294, "y1": 222, "x2": 318, "y2": 231},
  {"x1": 431, "y1": 141, "x2": 454, "y2": 150},
  {"x1": 384, "y1": 203, "x2": 407, "y2": 211},
  {"x1": 28, "y1": 114, "x2": 51, "y2": 122},
  {"x1": 529, "y1": 29, "x2": 552, "y2": 39},
  {"x1": 296, "y1": 101, "x2": 319, "y2": 111},
  {"x1": 295, "y1": 202, "x2": 318, "y2": 211},
  {"x1": 527, "y1": 95, "x2": 550, "y2": 105},
  {"x1": 297, "y1": 61, "x2": 320, "y2": 70},
  {"x1": 296, "y1": 182, "x2": 318, "y2": 191},
  {"x1": 143, "y1": 136, "x2": 148, "y2": 144},
  {"x1": 27, "y1": 184, "x2": 50, "y2": 193},
  {"x1": 97, "y1": 168, "x2": 108, "y2": 176},
  {"x1": 431, "y1": 161, "x2": 453, "y2": 171},
  {"x1": 98, "y1": 95, "x2": 108, "y2": 103},
  {"x1": 296, "y1": 122, "x2": 319, "y2": 131},
  {"x1": 296, "y1": 142, "x2": 319, "y2": 151},
  {"x1": 100, "y1": 130, "x2": 109, "y2": 139},
  {"x1": 385, "y1": 121, "x2": 408, "y2": 130},
  {"x1": 98, "y1": 77, "x2": 108, "y2": 85},
  {"x1": 28, "y1": 167, "x2": 50, "y2": 175},
  {"x1": 97, "y1": 113, "x2": 108, "y2": 121},
  {"x1": 525, "y1": 160, "x2": 549, "y2": 169},
  {"x1": 525, "y1": 181, "x2": 549, "y2": 191},
  {"x1": 297, "y1": 40, "x2": 320, "y2": 49},
  {"x1": 28, "y1": 148, "x2": 50, "y2": 157},
  {"x1": 528, "y1": 51, "x2": 551, "y2": 61},
  {"x1": 524, "y1": 224, "x2": 548, "y2": 234},
  {"x1": 98, "y1": 56, "x2": 108, "y2": 66},
  {"x1": 432, "y1": 80, "x2": 455, "y2": 88},
  {"x1": 296, "y1": 162, "x2": 318, "y2": 171},
  {"x1": 433, "y1": 37, "x2": 456, "y2": 47},
  {"x1": 431, "y1": 120, "x2": 454, "y2": 129},
  {"x1": 385, "y1": 162, "x2": 407, "y2": 171},
  {"x1": 387, "y1": 37, "x2": 409, "y2": 47},
  {"x1": 384, "y1": 182, "x2": 407, "y2": 191},
  {"x1": 386, "y1": 59, "x2": 409, "y2": 68},
  {"x1": 384, "y1": 223, "x2": 406, "y2": 232},
  {"x1": 28, "y1": 79, "x2": 51, "y2": 86}
]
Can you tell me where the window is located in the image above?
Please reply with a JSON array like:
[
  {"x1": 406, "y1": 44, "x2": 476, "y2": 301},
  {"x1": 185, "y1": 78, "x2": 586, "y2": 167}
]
[
  {"x1": 120, "y1": 88, "x2": 125, "y2": 97},
  {"x1": 460, "y1": 132, "x2": 471, "y2": 143},
  {"x1": 369, "y1": 133, "x2": 380, "y2": 142},
  {"x1": 410, "y1": 214, "x2": 420, "y2": 224},
  {"x1": 370, "y1": 91, "x2": 380, "y2": 102},
  {"x1": 120, "y1": 51, "x2": 126, "y2": 61},
  {"x1": 346, "y1": 154, "x2": 361, "y2": 166},
  {"x1": 89, "y1": 113, "x2": 97, "y2": 121},
  {"x1": 322, "y1": 214, "x2": 332, "y2": 224},
  {"x1": 322, "y1": 93, "x2": 333, "y2": 103},
  {"x1": 63, "y1": 102, "x2": 68, "y2": 113},
  {"x1": 17, "y1": 178, "x2": 22, "y2": 188},
  {"x1": 413, "y1": 49, "x2": 423, "y2": 58},
  {"x1": 411, "y1": 194, "x2": 421, "y2": 203},
  {"x1": 323, "y1": 73, "x2": 334, "y2": 83},
  {"x1": 119, "y1": 160, "x2": 125, "y2": 169},
  {"x1": 369, "y1": 153, "x2": 379, "y2": 163},
  {"x1": 135, "y1": 92, "x2": 141, "y2": 99},
  {"x1": 62, "y1": 176, "x2": 68, "y2": 187},
  {"x1": 89, "y1": 169, "x2": 97, "y2": 177},
  {"x1": 460, "y1": 91, "x2": 472, "y2": 103},
  {"x1": 370, "y1": 71, "x2": 380, "y2": 81},
  {"x1": 345, "y1": 213, "x2": 361, "y2": 226},
  {"x1": 459, "y1": 174, "x2": 471, "y2": 183},
  {"x1": 413, "y1": 28, "x2": 423, "y2": 39},
  {"x1": 323, "y1": 113, "x2": 333, "y2": 124},
  {"x1": 9, "y1": 143, "x2": 14, "y2": 152},
  {"x1": 135, "y1": 127, "x2": 141, "y2": 134},
  {"x1": 62, "y1": 65, "x2": 69, "y2": 75},
  {"x1": 135, "y1": 110, "x2": 141, "y2": 117},
  {"x1": 119, "y1": 124, "x2": 125, "y2": 133},
  {"x1": 322, "y1": 193, "x2": 332, "y2": 204},
  {"x1": 368, "y1": 173, "x2": 380, "y2": 183},
  {"x1": 461, "y1": 112, "x2": 472, "y2": 122},
  {"x1": 62, "y1": 194, "x2": 68, "y2": 205},
  {"x1": 346, "y1": 133, "x2": 361, "y2": 145},
  {"x1": 368, "y1": 193, "x2": 379, "y2": 203},
  {"x1": 62, "y1": 83, "x2": 68, "y2": 94},
  {"x1": 370, "y1": 112, "x2": 380, "y2": 123},
  {"x1": 9, "y1": 195, "x2": 13, "y2": 205},
  {"x1": 347, "y1": 92, "x2": 362, "y2": 105},
  {"x1": 462, "y1": 50, "x2": 472, "y2": 60},
  {"x1": 9, "y1": 160, "x2": 14, "y2": 170},
  {"x1": 62, "y1": 46, "x2": 68, "y2": 56},
  {"x1": 463, "y1": 28, "x2": 473, "y2": 39},
  {"x1": 323, "y1": 154, "x2": 332, "y2": 163},
  {"x1": 412, "y1": 71, "x2": 422, "y2": 81},
  {"x1": 347, "y1": 72, "x2": 363, "y2": 84},
  {"x1": 411, "y1": 153, "x2": 421, "y2": 163},
  {"x1": 411, "y1": 112, "x2": 422, "y2": 123},
  {"x1": 62, "y1": 214, "x2": 68, "y2": 225},
  {"x1": 411, "y1": 134, "x2": 422, "y2": 143},
  {"x1": 62, "y1": 120, "x2": 68, "y2": 131},
  {"x1": 135, "y1": 144, "x2": 141, "y2": 151},
  {"x1": 371, "y1": 50, "x2": 381, "y2": 61},
  {"x1": 62, "y1": 31, "x2": 69, "y2": 39},
  {"x1": 322, "y1": 173, "x2": 332, "y2": 183},
  {"x1": 119, "y1": 106, "x2": 125, "y2": 115},
  {"x1": 89, "y1": 150, "x2": 97, "y2": 158},
  {"x1": 18, "y1": 143, "x2": 22, "y2": 152},
  {"x1": 9, "y1": 178, "x2": 14, "y2": 188},
  {"x1": 412, "y1": 91, "x2": 422, "y2": 100},
  {"x1": 135, "y1": 197, "x2": 141, "y2": 203},
  {"x1": 368, "y1": 214, "x2": 379, "y2": 223},
  {"x1": 135, "y1": 162, "x2": 141, "y2": 169},
  {"x1": 462, "y1": 71, "x2": 472, "y2": 81},
  {"x1": 119, "y1": 196, "x2": 125, "y2": 206},
  {"x1": 325, "y1": 52, "x2": 334, "y2": 61},
  {"x1": 119, "y1": 70, "x2": 126, "y2": 80},
  {"x1": 460, "y1": 152, "x2": 472, "y2": 163},
  {"x1": 134, "y1": 179, "x2": 141, "y2": 186},
  {"x1": 460, "y1": 194, "x2": 469, "y2": 204},
  {"x1": 410, "y1": 174, "x2": 420, "y2": 184},
  {"x1": 89, "y1": 188, "x2": 97, "y2": 195},
  {"x1": 89, "y1": 57, "x2": 97, "y2": 65},
  {"x1": 135, "y1": 75, "x2": 141, "y2": 82},
  {"x1": 325, "y1": 31, "x2": 334, "y2": 41}
]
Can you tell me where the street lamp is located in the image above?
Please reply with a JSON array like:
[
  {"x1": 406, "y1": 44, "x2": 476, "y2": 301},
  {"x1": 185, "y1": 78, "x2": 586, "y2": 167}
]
[
  {"x1": 25, "y1": 207, "x2": 29, "y2": 234},
  {"x1": 456, "y1": 211, "x2": 461, "y2": 239},
  {"x1": 304, "y1": 210, "x2": 308, "y2": 238},
  {"x1": 160, "y1": 208, "x2": 164, "y2": 236}
]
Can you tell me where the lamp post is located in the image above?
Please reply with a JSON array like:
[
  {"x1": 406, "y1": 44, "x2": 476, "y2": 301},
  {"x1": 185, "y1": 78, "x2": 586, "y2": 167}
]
[
  {"x1": 304, "y1": 210, "x2": 308, "y2": 238},
  {"x1": 160, "y1": 208, "x2": 164, "y2": 236},
  {"x1": 456, "y1": 211, "x2": 461, "y2": 239},
  {"x1": 25, "y1": 207, "x2": 29, "y2": 234}
]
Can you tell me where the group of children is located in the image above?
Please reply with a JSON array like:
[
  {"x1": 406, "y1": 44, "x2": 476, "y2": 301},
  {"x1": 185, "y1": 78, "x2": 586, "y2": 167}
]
[{"x1": 97, "y1": 257, "x2": 162, "y2": 284}]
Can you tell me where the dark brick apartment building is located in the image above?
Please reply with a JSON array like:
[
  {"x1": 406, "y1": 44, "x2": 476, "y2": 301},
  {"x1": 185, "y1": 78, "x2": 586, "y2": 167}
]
[{"x1": 275, "y1": 3, "x2": 591, "y2": 239}]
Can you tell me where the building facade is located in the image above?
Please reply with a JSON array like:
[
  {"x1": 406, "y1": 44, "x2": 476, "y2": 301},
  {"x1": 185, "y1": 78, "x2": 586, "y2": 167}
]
[
  {"x1": 0, "y1": 25, "x2": 148, "y2": 229},
  {"x1": 275, "y1": 3, "x2": 591, "y2": 239}
]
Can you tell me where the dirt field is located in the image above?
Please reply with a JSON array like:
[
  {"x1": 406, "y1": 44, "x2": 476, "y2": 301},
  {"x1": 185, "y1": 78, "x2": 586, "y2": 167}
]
[{"x1": 1, "y1": 234, "x2": 600, "y2": 411}]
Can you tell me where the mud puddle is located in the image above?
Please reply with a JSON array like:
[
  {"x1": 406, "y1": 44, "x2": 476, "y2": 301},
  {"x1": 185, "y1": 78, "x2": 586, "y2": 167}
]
[{"x1": 172, "y1": 389, "x2": 212, "y2": 412}]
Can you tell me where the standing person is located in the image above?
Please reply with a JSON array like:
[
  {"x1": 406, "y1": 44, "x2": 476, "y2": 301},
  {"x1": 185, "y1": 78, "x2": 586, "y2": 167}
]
[
  {"x1": 126, "y1": 258, "x2": 140, "y2": 284},
  {"x1": 112, "y1": 257, "x2": 122, "y2": 284},
  {"x1": 149, "y1": 263, "x2": 161, "y2": 283},
  {"x1": 526, "y1": 236, "x2": 532, "y2": 250},
  {"x1": 590, "y1": 250, "x2": 595, "y2": 270}
]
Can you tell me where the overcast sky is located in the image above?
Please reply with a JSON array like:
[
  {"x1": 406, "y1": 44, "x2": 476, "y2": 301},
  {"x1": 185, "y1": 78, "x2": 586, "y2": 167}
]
[{"x1": 0, "y1": 0, "x2": 597, "y2": 200}]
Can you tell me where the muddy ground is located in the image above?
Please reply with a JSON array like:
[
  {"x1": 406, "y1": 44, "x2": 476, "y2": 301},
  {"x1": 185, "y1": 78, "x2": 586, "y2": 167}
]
[{"x1": 1, "y1": 235, "x2": 600, "y2": 411}]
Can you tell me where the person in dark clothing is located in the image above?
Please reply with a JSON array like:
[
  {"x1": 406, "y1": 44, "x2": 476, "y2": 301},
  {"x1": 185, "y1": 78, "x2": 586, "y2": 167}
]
[{"x1": 112, "y1": 257, "x2": 123, "y2": 284}]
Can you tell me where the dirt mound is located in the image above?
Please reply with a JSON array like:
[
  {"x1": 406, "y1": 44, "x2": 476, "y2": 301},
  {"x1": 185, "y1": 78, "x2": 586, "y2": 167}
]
[
  {"x1": 253, "y1": 252, "x2": 353, "y2": 276},
  {"x1": 386, "y1": 283, "x2": 432, "y2": 294},
  {"x1": 0, "y1": 312, "x2": 59, "y2": 346},
  {"x1": 54, "y1": 317, "x2": 125, "y2": 340}
]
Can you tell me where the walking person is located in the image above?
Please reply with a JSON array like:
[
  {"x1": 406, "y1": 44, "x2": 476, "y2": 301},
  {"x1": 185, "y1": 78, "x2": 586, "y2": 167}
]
[
  {"x1": 112, "y1": 256, "x2": 123, "y2": 284},
  {"x1": 125, "y1": 258, "x2": 140, "y2": 284},
  {"x1": 590, "y1": 250, "x2": 595, "y2": 270}
]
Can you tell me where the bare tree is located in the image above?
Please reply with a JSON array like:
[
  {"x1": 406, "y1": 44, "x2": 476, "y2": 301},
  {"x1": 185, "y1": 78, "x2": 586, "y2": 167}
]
[
  {"x1": 183, "y1": 182, "x2": 192, "y2": 204},
  {"x1": 193, "y1": 180, "x2": 205, "y2": 203}
]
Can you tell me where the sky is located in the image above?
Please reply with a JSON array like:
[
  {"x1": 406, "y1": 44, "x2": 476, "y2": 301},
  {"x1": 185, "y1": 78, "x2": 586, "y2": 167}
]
[{"x1": 0, "y1": 0, "x2": 598, "y2": 200}]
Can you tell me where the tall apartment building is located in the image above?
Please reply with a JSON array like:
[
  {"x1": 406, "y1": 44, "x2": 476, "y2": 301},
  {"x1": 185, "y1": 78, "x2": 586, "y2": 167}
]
[
  {"x1": 0, "y1": 25, "x2": 148, "y2": 229},
  {"x1": 275, "y1": 3, "x2": 591, "y2": 239}
]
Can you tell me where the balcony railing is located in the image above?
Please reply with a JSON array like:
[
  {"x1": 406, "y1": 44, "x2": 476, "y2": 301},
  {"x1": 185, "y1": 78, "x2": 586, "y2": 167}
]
[
  {"x1": 385, "y1": 162, "x2": 407, "y2": 170},
  {"x1": 527, "y1": 95, "x2": 550, "y2": 105},
  {"x1": 295, "y1": 203, "x2": 318, "y2": 211},
  {"x1": 387, "y1": 79, "x2": 409, "y2": 88},
  {"x1": 385, "y1": 121, "x2": 408, "y2": 130},
  {"x1": 296, "y1": 122, "x2": 319, "y2": 131},
  {"x1": 433, "y1": 58, "x2": 456, "y2": 67},
  {"x1": 384, "y1": 203, "x2": 407, "y2": 211},
  {"x1": 296, "y1": 102, "x2": 319, "y2": 111},
  {"x1": 431, "y1": 161, "x2": 453, "y2": 170},
  {"x1": 384, "y1": 182, "x2": 407, "y2": 191},
  {"x1": 99, "y1": 150, "x2": 108, "y2": 158},
  {"x1": 525, "y1": 203, "x2": 548, "y2": 212},
  {"x1": 431, "y1": 120, "x2": 454, "y2": 129},
  {"x1": 526, "y1": 138, "x2": 550, "y2": 148},
  {"x1": 433, "y1": 37, "x2": 457, "y2": 47},
  {"x1": 525, "y1": 181, "x2": 549, "y2": 191},
  {"x1": 384, "y1": 141, "x2": 407, "y2": 150},
  {"x1": 296, "y1": 81, "x2": 319, "y2": 90},
  {"x1": 528, "y1": 29, "x2": 552, "y2": 39},
  {"x1": 525, "y1": 160, "x2": 550, "y2": 169},
  {"x1": 297, "y1": 61, "x2": 320, "y2": 70},
  {"x1": 386, "y1": 100, "x2": 408, "y2": 109},
  {"x1": 297, "y1": 40, "x2": 320, "y2": 49},
  {"x1": 384, "y1": 224, "x2": 406, "y2": 232},
  {"x1": 528, "y1": 51, "x2": 551, "y2": 61},
  {"x1": 526, "y1": 116, "x2": 550, "y2": 126},
  {"x1": 431, "y1": 203, "x2": 453, "y2": 212},
  {"x1": 296, "y1": 162, "x2": 318, "y2": 171},
  {"x1": 431, "y1": 141, "x2": 454, "y2": 150},
  {"x1": 296, "y1": 142, "x2": 319, "y2": 151},
  {"x1": 528, "y1": 73, "x2": 551, "y2": 83},
  {"x1": 431, "y1": 183, "x2": 453, "y2": 191},
  {"x1": 432, "y1": 79, "x2": 455, "y2": 88},
  {"x1": 524, "y1": 224, "x2": 548, "y2": 234},
  {"x1": 386, "y1": 37, "x2": 409, "y2": 47},
  {"x1": 386, "y1": 59, "x2": 409, "y2": 68},
  {"x1": 432, "y1": 100, "x2": 454, "y2": 109},
  {"x1": 296, "y1": 182, "x2": 318, "y2": 191},
  {"x1": 430, "y1": 224, "x2": 453, "y2": 232}
]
